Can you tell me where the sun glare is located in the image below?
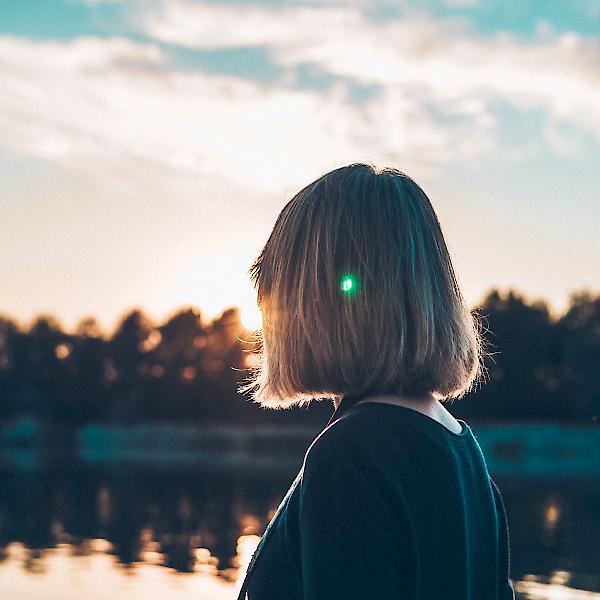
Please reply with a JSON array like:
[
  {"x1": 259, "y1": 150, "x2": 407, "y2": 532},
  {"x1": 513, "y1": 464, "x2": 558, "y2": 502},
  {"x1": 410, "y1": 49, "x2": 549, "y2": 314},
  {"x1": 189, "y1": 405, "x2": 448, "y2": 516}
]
[
  {"x1": 239, "y1": 301, "x2": 262, "y2": 331},
  {"x1": 169, "y1": 249, "x2": 263, "y2": 332}
]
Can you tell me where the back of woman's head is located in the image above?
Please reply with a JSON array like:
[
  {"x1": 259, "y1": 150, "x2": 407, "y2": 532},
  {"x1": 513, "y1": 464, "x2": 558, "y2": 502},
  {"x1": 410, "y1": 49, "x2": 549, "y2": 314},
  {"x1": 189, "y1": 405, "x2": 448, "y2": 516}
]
[{"x1": 239, "y1": 162, "x2": 487, "y2": 410}]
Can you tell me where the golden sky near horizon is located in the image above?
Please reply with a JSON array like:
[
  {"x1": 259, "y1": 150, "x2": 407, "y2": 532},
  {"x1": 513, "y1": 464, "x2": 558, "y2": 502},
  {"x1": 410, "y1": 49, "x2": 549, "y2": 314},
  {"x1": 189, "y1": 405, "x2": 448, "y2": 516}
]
[{"x1": 1, "y1": 1, "x2": 599, "y2": 334}]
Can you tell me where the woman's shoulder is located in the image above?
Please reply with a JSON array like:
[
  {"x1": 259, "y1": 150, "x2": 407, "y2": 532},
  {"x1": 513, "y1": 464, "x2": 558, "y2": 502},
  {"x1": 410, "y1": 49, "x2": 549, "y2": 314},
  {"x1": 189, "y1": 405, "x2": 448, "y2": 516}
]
[
  {"x1": 305, "y1": 405, "x2": 379, "y2": 455},
  {"x1": 301, "y1": 402, "x2": 467, "y2": 480},
  {"x1": 297, "y1": 407, "x2": 414, "y2": 531},
  {"x1": 299, "y1": 412, "x2": 385, "y2": 498},
  {"x1": 302, "y1": 404, "x2": 408, "y2": 471}
]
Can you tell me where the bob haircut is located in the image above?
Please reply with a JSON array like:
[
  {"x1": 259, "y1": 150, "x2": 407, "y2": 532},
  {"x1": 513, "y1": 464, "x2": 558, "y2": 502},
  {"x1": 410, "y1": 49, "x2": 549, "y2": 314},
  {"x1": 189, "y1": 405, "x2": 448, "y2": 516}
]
[{"x1": 239, "y1": 162, "x2": 487, "y2": 410}]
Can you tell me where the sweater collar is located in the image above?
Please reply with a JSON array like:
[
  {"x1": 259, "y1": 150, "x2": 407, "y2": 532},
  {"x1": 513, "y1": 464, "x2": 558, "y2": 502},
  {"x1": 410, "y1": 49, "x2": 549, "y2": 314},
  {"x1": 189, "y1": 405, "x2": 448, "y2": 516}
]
[{"x1": 324, "y1": 392, "x2": 365, "y2": 428}]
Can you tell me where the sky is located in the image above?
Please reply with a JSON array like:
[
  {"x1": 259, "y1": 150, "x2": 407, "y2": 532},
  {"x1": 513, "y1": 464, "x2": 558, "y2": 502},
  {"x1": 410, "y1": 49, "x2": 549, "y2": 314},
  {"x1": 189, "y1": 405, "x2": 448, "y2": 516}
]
[{"x1": 1, "y1": 0, "x2": 599, "y2": 335}]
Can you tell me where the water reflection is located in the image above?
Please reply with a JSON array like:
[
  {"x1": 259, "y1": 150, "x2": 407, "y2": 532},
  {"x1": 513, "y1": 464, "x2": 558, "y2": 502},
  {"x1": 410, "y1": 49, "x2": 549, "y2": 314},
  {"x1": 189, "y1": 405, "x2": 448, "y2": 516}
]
[
  {"x1": 544, "y1": 500, "x2": 561, "y2": 533},
  {"x1": 0, "y1": 462, "x2": 298, "y2": 576},
  {"x1": 0, "y1": 463, "x2": 599, "y2": 598},
  {"x1": 0, "y1": 542, "x2": 235, "y2": 600}
]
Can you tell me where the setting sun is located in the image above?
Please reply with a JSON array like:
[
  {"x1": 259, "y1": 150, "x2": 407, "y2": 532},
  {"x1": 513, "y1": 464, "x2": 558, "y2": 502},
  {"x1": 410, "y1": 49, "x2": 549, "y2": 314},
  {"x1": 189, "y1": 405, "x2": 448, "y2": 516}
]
[
  {"x1": 167, "y1": 248, "x2": 263, "y2": 331},
  {"x1": 238, "y1": 301, "x2": 262, "y2": 331}
]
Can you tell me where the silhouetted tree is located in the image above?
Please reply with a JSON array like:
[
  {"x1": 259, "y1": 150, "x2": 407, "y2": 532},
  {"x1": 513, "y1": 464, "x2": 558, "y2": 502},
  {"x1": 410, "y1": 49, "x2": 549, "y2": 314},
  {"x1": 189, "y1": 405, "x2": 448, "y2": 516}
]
[
  {"x1": 69, "y1": 317, "x2": 110, "y2": 424},
  {"x1": 0, "y1": 288, "x2": 598, "y2": 426},
  {"x1": 554, "y1": 291, "x2": 600, "y2": 422},
  {"x1": 453, "y1": 290, "x2": 562, "y2": 421},
  {"x1": 151, "y1": 307, "x2": 210, "y2": 423},
  {"x1": 0, "y1": 315, "x2": 21, "y2": 420},
  {"x1": 106, "y1": 309, "x2": 154, "y2": 424}
]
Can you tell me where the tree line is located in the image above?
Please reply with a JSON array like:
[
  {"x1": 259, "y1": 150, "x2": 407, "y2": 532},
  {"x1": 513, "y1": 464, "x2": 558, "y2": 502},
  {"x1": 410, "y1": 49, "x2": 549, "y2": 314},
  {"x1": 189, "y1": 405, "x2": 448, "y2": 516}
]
[{"x1": 0, "y1": 287, "x2": 598, "y2": 426}]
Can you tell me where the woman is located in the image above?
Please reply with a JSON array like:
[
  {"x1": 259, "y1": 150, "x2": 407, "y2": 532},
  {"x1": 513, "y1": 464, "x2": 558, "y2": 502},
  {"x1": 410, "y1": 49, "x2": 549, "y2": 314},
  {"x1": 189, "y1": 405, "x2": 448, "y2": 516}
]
[{"x1": 236, "y1": 163, "x2": 514, "y2": 600}]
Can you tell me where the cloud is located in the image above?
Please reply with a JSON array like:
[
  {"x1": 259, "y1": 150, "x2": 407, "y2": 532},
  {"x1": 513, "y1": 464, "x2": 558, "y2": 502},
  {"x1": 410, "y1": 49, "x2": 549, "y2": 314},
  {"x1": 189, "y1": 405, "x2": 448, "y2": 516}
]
[
  {"x1": 440, "y1": 0, "x2": 478, "y2": 7},
  {"x1": 139, "y1": 1, "x2": 600, "y2": 139},
  {"x1": 0, "y1": 33, "x2": 495, "y2": 196},
  {"x1": 140, "y1": 3, "x2": 365, "y2": 50}
]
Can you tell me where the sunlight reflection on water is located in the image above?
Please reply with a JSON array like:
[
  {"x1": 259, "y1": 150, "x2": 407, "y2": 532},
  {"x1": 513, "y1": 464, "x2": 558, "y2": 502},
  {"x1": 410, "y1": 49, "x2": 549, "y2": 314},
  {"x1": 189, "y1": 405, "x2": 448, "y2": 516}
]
[
  {"x1": 516, "y1": 579, "x2": 600, "y2": 599},
  {"x1": 1, "y1": 539, "x2": 599, "y2": 600},
  {"x1": 0, "y1": 542, "x2": 239, "y2": 600}
]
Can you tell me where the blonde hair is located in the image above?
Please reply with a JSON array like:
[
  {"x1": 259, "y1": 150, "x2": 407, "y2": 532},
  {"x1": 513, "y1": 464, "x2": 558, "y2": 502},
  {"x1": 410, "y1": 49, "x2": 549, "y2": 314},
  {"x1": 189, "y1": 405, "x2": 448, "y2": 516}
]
[{"x1": 239, "y1": 162, "x2": 487, "y2": 410}]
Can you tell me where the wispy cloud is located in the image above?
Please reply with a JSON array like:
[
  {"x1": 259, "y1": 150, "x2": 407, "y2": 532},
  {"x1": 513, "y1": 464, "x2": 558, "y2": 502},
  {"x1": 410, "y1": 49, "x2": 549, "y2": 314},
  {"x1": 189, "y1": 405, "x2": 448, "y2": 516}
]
[
  {"x1": 140, "y1": 3, "x2": 365, "y2": 50},
  {"x1": 1, "y1": 2, "x2": 598, "y2": 200},
  {"x1": 0, "y1": 32, "x2": 494, "y2": 195},
  {"x1": 440, "y1": 0, "x2": 478, "y2": 7},
  {"x1": 139, "y1": 1, "x2": 600, "y2": 139}
]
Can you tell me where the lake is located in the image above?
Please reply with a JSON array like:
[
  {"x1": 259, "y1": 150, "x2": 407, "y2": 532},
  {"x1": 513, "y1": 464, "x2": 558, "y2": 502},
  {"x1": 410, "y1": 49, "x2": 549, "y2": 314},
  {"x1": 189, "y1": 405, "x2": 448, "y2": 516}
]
[{"x1": 0, "y1": 421, "x2": 599, "y2": 599}]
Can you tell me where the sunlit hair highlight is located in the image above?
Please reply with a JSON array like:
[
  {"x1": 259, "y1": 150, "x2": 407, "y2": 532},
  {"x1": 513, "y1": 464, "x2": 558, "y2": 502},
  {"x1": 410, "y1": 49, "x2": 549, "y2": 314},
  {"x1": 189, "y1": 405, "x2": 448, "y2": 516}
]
[{"x1": 238, "y1": 162, "x2": 487, "y2": 410}]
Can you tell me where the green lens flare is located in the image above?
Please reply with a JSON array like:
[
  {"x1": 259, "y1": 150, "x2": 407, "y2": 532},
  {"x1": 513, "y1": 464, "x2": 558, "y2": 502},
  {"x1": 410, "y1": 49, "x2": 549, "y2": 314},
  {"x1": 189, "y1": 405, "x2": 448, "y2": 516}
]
[{"x1": 340, "y1": 274, "x2": 359, "y2": 296}]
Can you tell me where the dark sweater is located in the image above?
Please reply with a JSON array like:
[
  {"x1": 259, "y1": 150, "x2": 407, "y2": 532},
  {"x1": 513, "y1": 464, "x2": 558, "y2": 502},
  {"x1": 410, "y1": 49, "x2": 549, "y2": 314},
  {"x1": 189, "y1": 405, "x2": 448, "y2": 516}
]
[{"x1": 239, "y1": 397, "x2": 515, "y2": 600}]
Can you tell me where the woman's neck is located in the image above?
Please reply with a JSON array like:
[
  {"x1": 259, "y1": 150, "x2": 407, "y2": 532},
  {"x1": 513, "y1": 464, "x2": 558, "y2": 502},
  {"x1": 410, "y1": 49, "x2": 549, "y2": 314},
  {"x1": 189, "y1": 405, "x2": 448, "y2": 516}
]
[
  {"x1": 334, "y1": 391, "x2": 436, "y2": 411},
  {"x1": 338, "y1": 391, "x2": 464, "y2": 435}
]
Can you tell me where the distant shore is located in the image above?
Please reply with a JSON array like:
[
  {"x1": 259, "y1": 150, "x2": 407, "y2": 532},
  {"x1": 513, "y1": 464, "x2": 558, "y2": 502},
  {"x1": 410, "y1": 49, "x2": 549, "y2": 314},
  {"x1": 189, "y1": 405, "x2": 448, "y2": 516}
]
[{"x1": 2, "y1": 416, "x2": 599, "y2": 479}]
